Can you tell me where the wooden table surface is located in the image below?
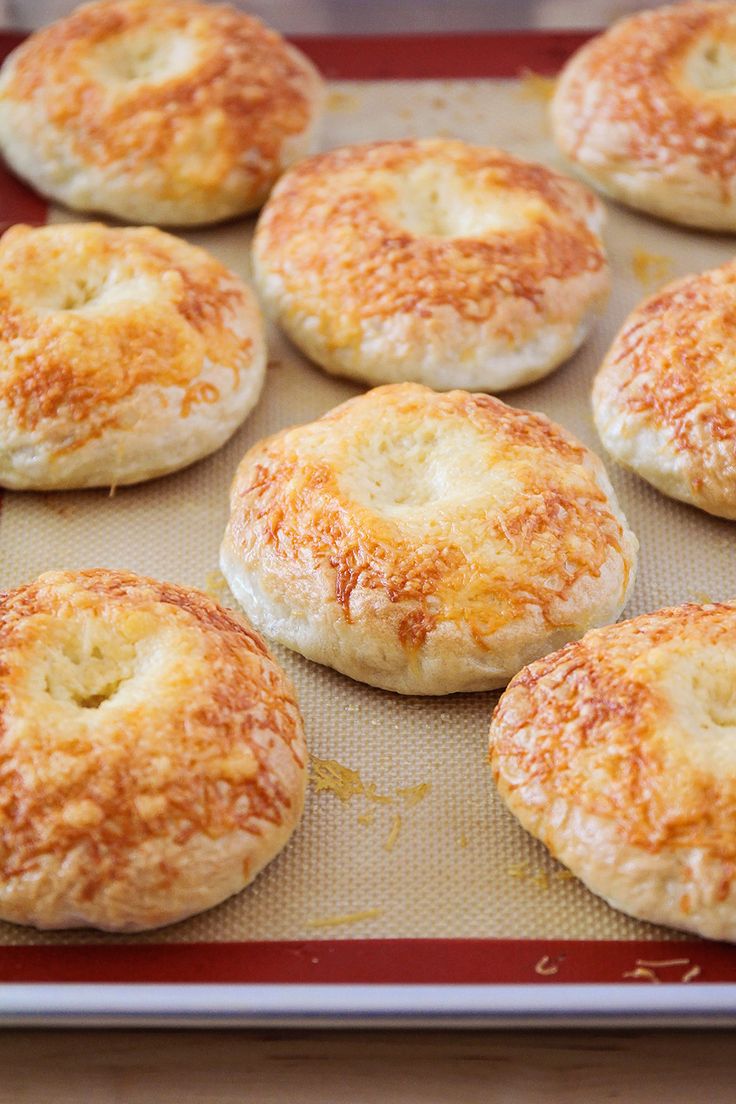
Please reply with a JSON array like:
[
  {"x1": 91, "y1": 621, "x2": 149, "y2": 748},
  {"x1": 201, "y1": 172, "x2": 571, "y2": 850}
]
[{"x1": 1, "y1": 1028, "x2": 735, "y2": 1101}]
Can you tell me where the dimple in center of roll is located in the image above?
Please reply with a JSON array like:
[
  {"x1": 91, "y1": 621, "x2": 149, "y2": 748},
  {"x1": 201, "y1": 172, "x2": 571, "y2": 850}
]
[
  {"x1": 43, "y1": 634, "x2": 136, "y2": 711},
  {"x1": 378, "y1": 160, "x2": 545, "y2": 239},
  {"x1": 653, "y1": 643, "x2": 736, "y2": 770},
  {"x1": 683, "y1": 33, "x2": 736, "y2": 92},
  {"x1": 81, "y1": 27, "x2": 200, "y2": 87},
  {"x1": 339, "y1": 421, "x2": 519, "y2": 519},
  {"x1": 12, "y1": 261, "x2": 167, "y2": 317},
  {"x1": 18, "y1": 607, "x2": 194, "y2": 722}
]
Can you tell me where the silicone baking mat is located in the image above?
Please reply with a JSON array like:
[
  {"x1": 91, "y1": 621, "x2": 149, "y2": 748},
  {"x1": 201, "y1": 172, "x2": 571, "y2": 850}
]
[{"x1": 1, "y1": 28, "x2": 735, "y2": 1006}]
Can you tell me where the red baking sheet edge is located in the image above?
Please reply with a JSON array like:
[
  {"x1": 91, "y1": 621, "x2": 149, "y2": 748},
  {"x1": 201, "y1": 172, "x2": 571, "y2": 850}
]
[
  {"x1": 0, "y1": 938, "x2": 733, "y2": 985},
  {"x1": 1, "y1": 26, "x2": 731, "y2": 989}
]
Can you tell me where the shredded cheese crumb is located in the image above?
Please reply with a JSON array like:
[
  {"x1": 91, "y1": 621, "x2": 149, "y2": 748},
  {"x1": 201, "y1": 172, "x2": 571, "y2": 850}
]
[
  {"x1": 632, "y1": 957, "x2": 702, "y2": 984},
  {"x1": 383, "y1": 813, "x2": 402, "y2": 852},
  {"x1": 308, "y1": 755, "x2": 430, "y2": 852},
  {"x1": 326, "y1": 90, "x2": 360, "y2": 113},
  {"x1": 397, "y1": 782, "x2": 432, "y2": 806},
  {"x1": 518, "y1": 69, "x2": 557, "y2": 102},
  {"x1": 364, "y1": 782, "x2": 393, "y2": 805},
  {"x1": 623, "y1": 967, "x2": 661, "y2": 983},
  {"x1": 309, "y1": 755, "x2": 365, "y2": 802},
  {"x1": 635, "y1": 958, "x2": 690, "y2": 968},
  {"x1": 631, "y1": 248, "x2": 673, "y2": 289},
  {"x1": 459, "y1": 834, "x2": 469, "y2": 849},
  {"x1": 306, "y1": 908, "x2": 382, "y2": 930},
  {"x1": 181, "y1": 381, "x2": 220, "y2": 418},
  {"x1": 534, "y1": 955, "x2": 559, "y2": 976},
  {"x1": 508, "y1": 862, "x2": 530, "y2": 879}
]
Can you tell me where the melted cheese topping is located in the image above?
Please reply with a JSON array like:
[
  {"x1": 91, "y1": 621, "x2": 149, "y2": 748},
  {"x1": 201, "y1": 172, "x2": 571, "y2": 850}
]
[
  {"x1": 554, "y1": 2, "x2": 736, "y2": 187},
  {"x1": 0, "y1": 570, "x2": 305, "y2": 905},
  {"x1": 1, "y1": 0, "x2": 322, "y2": 207},
  {"x1": 594, "y1": 260, "x2": 736, "y2": 509},
  {"x1": 254, "y1": 139, "x2": 607, "y2": 342},
  {"x1": 0, "y1": 222, "x2": 255, "y2": 444},
  {"x1": 229, "y1": 384, "x2": 631, "y2": 645},
  {"x1": 491, "y1": 601, "x2": 736, "y2": 860}
]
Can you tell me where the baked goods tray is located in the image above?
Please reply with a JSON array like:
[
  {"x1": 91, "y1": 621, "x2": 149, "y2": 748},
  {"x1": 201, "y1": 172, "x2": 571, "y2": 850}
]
[{"x1": 2, "y1": 27, "x2": 736, "y2": 1028}]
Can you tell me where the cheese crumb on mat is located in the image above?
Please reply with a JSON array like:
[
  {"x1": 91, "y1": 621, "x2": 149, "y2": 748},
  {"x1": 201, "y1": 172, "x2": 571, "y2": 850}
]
[
  {"x1": 631, "y1": 248, "x2": 673, "y2": 288},
  {"x1": 365, "y1": 782, "x2": 393, "y2": 805},
  {"x1": 383, "y1": 813, "x2": 402, "y2": 852},
  {"x1": 309, "y1": 755, "x2": 365, "y2": 802},
  {"x1": 635, "y1": 957, "x2": 690, "y2": 968},
  {"x1": 634, "y1": 958, "x2": 702, "y2": 984},
  {"x1": 397, "y1": 782, "x2": 432, "y2": 807},
  {"x1": 326, "y1": 90, "x2": 360, "y2": 113},
  {"x1": 517, "y1": 69, "x2": 557, "y2": 102},
  {"x1": 309, "y1": 754, "x2": 430, "y2": 854}
]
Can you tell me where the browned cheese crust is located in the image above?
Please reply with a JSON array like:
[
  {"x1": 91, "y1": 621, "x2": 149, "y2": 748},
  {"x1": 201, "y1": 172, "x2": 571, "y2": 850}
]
[
  {"x1": 222, "y1": 384, "x2": 636, "y2": 694},
  {"x1": 490, "y1": 601, "x2": 736, "y2": 940},
  {"x1": 252, "y1": 140, "x2": 609, "y2": 391},
  {"x1": 0, "y1": 569, "x2": 306, "y2": 931},
  {"x1": 0, "y1": 0, "x2": 323, "y2": 222},
  {"x1": 593, "y1": 260, "x2": 736, "y2": 517},
  {"x1": 0, "y1": 222, "x2": 266, "y2": 488},
  {"x1": 255, "y1": 141, "x2": 605, "y2": 333},
  {"x1": 552, "y1": 1, "x2": 736, "y2": 228}
]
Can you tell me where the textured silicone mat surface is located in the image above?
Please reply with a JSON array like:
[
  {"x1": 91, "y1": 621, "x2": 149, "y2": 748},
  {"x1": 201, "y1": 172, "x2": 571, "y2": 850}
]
[{"x1": 1, "y1": 76, "x2": 732, "y2": 947}]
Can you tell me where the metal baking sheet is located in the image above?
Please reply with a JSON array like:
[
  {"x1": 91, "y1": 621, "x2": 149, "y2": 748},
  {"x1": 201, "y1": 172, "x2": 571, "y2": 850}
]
[{"x1": 0, "y1": 27, "x2": 735, "y2": 1026}]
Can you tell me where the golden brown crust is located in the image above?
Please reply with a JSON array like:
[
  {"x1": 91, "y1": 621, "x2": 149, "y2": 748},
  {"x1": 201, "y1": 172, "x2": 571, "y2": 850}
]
[
  {"x1": 1, "y1": 224, "x2": 244, "y2": 435},
  {"x1": 222, "y1": 383, "x2": 637, "y2": 694},
  {"x1": 552, "y1": 2, "x2": 736, "y2": 227},
  {"x1": 593, "y1": 260, "x2": 736, "y2": 517},
  {"x1": 231, "y1": 387, "x2": 621, "y2": 635},
  {"x1": 0, "y1": 0, "x2": 323, "y2": 222},
  {"x1": 558, "y1": 2, "x2": 736, "y2": 183},
  {"x1": 252, "y1": 139, "x2": 609, "y2": 391},
  {"x1": 0, "y1": 222, "x2": 266, "y2": 488},
  {"x1": 254, "y1": 138, "x2": 606, "y2": 337},
  {"x1": 0, "y1": 569, "x2": 306, "y2": 931},
  {"x1": 490, "y1": 601, "x2": 736, "y2": 939}
]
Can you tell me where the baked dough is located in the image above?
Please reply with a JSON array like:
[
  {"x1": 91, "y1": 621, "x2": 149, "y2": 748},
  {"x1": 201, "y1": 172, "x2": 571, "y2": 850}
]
[
  {"x1": 252, "y1": 139, "x2": 610, "y2": 391},
  {"x1": 593, "y1": 259, "x2": 736, "y2": 519},
  {"x1": 0, "y1": 0, "x2": 324, "y2": 225},
  {"x1": 552, "y1": 1, "x2": 736, "y2": 230},
  {"x1": 220, "y1": 383, "x2": 637, "y2": 695},
  {"x1": 0, "y1": 222, "x2": 266, "y2": 490},
  {"x1": 490, "y1": 599, "x2": 736, "y2": 943},
  {"x1": 0, "y1": 569, "x2": 306, "y2": 932}
]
